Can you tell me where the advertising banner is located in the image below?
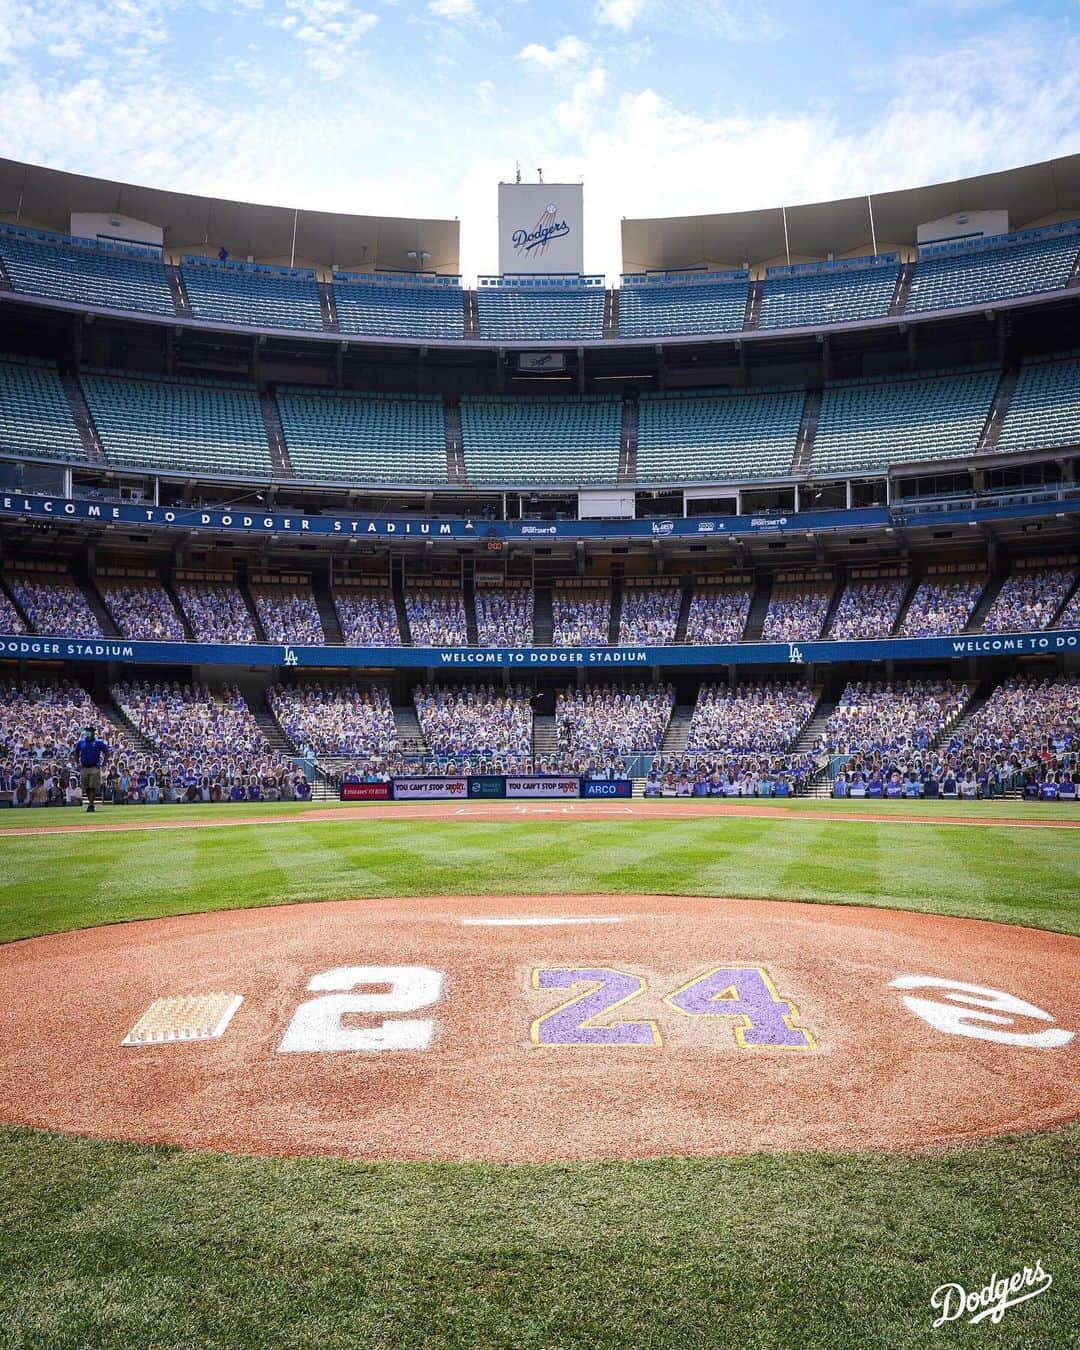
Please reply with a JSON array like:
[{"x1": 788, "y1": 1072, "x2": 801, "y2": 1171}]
[
  {"x1": 505, "y1": 776, "x2": 581, "y2": 799},
  {"x1": 391, "y1": 777, "x2": 468, "y2": 801},
  {"x1": 467, "y1": 775, "x2": 506, "y2": 799},
  {"x1": 339, "y1": 782, "x2": 391, "y2": 801},
  {"x1": 579, "y1": 779, "x2": 633, "y2": 799}
]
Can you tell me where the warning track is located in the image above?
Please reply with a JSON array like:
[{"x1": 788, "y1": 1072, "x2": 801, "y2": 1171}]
[
  {"x1": 0, "y1": 799, "x2": 1077, "y2": 836},
  {"x1": 0, "y1": 895, "x2": 1075, "y2": 1163}
]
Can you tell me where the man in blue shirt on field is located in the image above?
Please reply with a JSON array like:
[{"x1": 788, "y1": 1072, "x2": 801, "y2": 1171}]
[{"x1": 73, "y1": 725, "x2": 109, "y2": 813}]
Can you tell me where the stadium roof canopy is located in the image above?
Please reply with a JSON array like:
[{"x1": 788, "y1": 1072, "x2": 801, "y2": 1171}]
[
  {"x1": 0, "y1": 157, "x2": 460, "y2": 275},
  {"x1": 620, "y1": 153, "x2": 1080, "y2": 275}
]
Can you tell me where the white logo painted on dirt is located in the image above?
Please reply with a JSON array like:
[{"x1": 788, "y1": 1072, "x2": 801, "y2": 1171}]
[
  {"x1": 890, "y1": 976, "x2": 1074, "y2": 1048},
  {"x1": 931, "y1": 1261, "x2": 1052, "y2": 1327}
]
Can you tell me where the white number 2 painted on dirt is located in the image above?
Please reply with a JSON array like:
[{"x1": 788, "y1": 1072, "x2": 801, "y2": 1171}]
[
  {"x1": 278, "y1": 966, "x2": 444, "y2": 1053},
  {"x1": 890, "y1": 976, "x2": 1074, "y2": 1049}
]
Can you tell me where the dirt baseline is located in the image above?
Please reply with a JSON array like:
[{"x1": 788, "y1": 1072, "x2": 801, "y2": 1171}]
[
  {"x1": 1, "y1": 799, "x2": 1078, "y2": 837},
  {"x1": 0, "y1": 896, "x2": 1076, "y2": 1163}
]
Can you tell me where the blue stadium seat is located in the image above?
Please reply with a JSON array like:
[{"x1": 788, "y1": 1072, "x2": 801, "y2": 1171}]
[
  {"x1": 998, "y1": 352, "x2": 1080, "y2": 453},
  {"x1": 277, "y1": 387, "x2": 448, "y2": 484},
  {"x1": 460, "y1": 394, "x2": 621, "y2": 484},
  {"x1": 618, "y1": 272, "x2": 748, "y2": 337},
  {"x1": 0, "y1": 355, "x2": 85, "y2": 463},
  {"x1": 81, "y1": 369, "x2": 271, "y2": 477},
  {"x1": 0, "y1": 225, "x2": 172, "y2": 315},
  {"x1": 477, "y1": 276, "x2": 605, "y2": 341},
  {"x1": 637, "y1": 386, "x2": 803, "y2": 481},
  {"x1": 335, "y1": 272, "x2": 464, "y2": 339},
  {"x1": 181, "y1": 256, "x2": 324, "y2": 330},
  {"x1": 759, "y1": 256, "x2": 898, "y2": 329},
  {"x1": 907, "y1": 222, "x2": 1080, "y2": 312},
  {"x1": 813, "y1": 365, "x2": 1000, "y2": 475}
]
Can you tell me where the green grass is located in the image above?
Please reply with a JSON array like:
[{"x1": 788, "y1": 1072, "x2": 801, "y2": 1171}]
[{"x1": 0, "y1": 809, "x2": 1077, "y2": 1348}]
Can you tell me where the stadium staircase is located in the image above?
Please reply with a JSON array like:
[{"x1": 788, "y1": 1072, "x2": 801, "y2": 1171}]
[
  {"x1": 743, "y1": 281, "x2": 763, "y2": 330},
  {"x1": 674, "y1": 579, "x2": 693, "y2": 644},
  {"x1": 259, "y1": 390, "x2": 293, "y2": 477},
  {"x1": 394, "y1": 705, "x2": 428, "y2": 754},
  {"x1": 253, "y1": 708, "x2": 297, "y2": 760},
  {"x1": 819, "y1": 581, "x2": 844, "y2": 637},
  {"x1": 1068, "y1": 247, "x2": 1080, "y2": 289},
  {"x1": 742, "y1": 576, "x2": 773, "y2": 641},
  {"x1": 164, "y1": 264, "x2": 192, "y2": 317},
  {"x1": 390, "y1": 563, "x2": 413, "y2": 645},
  {"x1": 162, "y1": 575, "x2": 196, "y2": 640},
  {"x1": 445, "y1": 401, "x2": 466, "y2": 485},
  {"x1": 888, "y1": 263, "x2": 914, "y2": 316},
  {"x1": 790, "y1": 389, "x2": 821, "y2": 476},
  {"x1": 95, "y1": 696, "x2": 156, "y2": 757},
  {"x1": 463, "y1": 564, "x2": 479, "y2": 646},
  {"x1": 532, "y1": 714, "x2": 558, "y2": 762},
  {"x1": 1, "y1": 576, "x2": 31, "y2": 629},
  {"x1": 314, "y1": 578, "x2": 344, "y2": 645},
  {"x1": 603, "y1": 288, "x2": 620, "y2": 339},
  {"x1": 61, "y1": 372, "x2": 108, "y2": 466},
  {"x1": 531, "y1": 563, "x2": 557, "y2": 643},
  {"x1": 1050, "y1": 574, "x2": 1080, "y2": 626},
  {"x1": 608, "y1": 578, "x2": 624, "y2": 645},
  {"x1": 659, "y1": 706, "x2": 694, "y2": 756},
  {"x1": 463, "y1": 290, "x2": 479, "y2": 336},
  {"x1": 239, "y1": 574, "x2": 269, "y2": 643},
  {"x1": 618, "y1": 393, "x2": 638, "y2": 483},
  {"x1": 316, "y1": 281, "x2": 338, "y2": 331},
  {"x1": 0, "y1": 254, "x2": 12, "y2": 290},
  {"x1": 890, "y1": 576, "x2": 919, "y2": 635},
  {"x1": 793, "y1": 691, "x2": 836, "y2": 798},
  {"x1": 79, "y1": 572, "x2": 122, "y2": 638},
  {"x1": 977, "y1": 367, "x2": 1019, "y2": 452},
  {"x1": 965, "y1": 575, "x2": 1005, "y2": 631}
]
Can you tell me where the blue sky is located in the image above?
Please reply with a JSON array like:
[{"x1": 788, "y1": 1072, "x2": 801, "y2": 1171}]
[{"x1": 0, "y1": 0, "x2": 1078, "y2": 279}]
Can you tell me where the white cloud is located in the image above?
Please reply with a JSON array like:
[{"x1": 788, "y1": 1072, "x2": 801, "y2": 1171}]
[
  {"x1": 594, "y1": 0, "x2": 645, "y2": 31},
  {"x1": 279, "y1": 0, "x2": 378, "y2": 79},
  {"x1": 595, "y1": 0, "x2": 781, "y2": 40},
  {"x1": 517, "y1": 35, "x2": 590, "y2": 71},
  {"x1": 427, "y1": 0, "x2": 475, "y2": 18}
]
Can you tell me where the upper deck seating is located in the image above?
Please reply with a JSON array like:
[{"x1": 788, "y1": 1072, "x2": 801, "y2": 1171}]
[
  {"x1": 460, "y1": 394, "x2": 622, "y2": 485},
  {"x1": 637, "y1": 386, "x2": 803, "y2": 482},
  {"x1": 907, "y1": 222, "x2": 1080, "y2": 313},
  {"x1": 0, "y1": 356, "x2": 84, "y2": 462},
  {"x1": 618, "y1": 272, "x2": 748, "y2": 337},
  {"x1": 334, "y1": 273, "x2": 464, "y2": 340},
  {"x1": 80, "y1": 368, "x2": 271, "y2": 477},
  {"x1": 998, "y1": 354, "x2": 1080, "y2": 454},
  {"x1": 759, "y1": 256, "x2": 898, "y2": 330},
  {"x1": 813, "y1": 366, "x2": 1000, "y2": 476},
  {"x1": 277, "y1": 387, "x2": 447, "y2": 484},
  {"x1": 0, "y1": 226, "x2": 173, "y2": 315},
  {"x1": 180, "y1": 257, "x2": 323, "y2": 330},
  {"x1": 476, "y1": 277, "x2": 604, "y2": 341}
]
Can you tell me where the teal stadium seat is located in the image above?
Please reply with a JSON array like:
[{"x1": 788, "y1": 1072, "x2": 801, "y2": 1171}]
[
  {"x1": 277, "y1": 387, "x2": 447, "y2": 484},
  {"x1": 181, "y1": 256, "x2": 323, "y2": 330},
  {"x1": 907, "y1": 222, "x2": 1080, "y2": 312},
  {"x1": 618, "y1": 272, "x2": 748, "y2": 337},
  {"x1": 0, "y1": 225, "x2": 172, "y2": 314},
  {"x1": 812, "y1": 366, "x2": 1000, "y2": 476},
  {"x1": 759, "y1": 256, "x2": 898, "y2": 329},
  {"x1": 998, "y1": 353, "x2": 1080, "y2": 454},
  {"x1": 80, "y1": 369, "x2": 271, "y2": 477},
  {"x1": 460, "y1": 394, "x2": 622, "y2": 485},
  {"x1": 637, "y1": 386, "x2": 803, "y2": 482},
  {"x1": 477, "y1": 276, "x2": 604, "y2": 341},
  {"x1": 335, "y1": 273, "x2": 464, "y2": 339},
  {"x1": 0, "y1": 356, "x2": 85, "y2": 462}
]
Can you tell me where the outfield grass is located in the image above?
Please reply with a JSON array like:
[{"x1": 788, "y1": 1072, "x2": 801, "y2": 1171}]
[{"x1": 0, "y1": 810, "x2": 1077, "y2": 1348}]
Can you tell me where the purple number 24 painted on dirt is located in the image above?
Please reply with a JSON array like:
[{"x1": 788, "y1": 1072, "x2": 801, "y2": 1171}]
[
  {"x1": 665, "y1": 967, "x2": 813, "y2": 1048},
  {"x1": 532, "y1": 968, "x2": 658, "y2": 1045}
]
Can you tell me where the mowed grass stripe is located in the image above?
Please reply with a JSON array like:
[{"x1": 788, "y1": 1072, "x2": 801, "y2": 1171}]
[
  {"x1": 0, "y1": 1124, "x2": 1076, "y2": 1350},
  {"x1": 1, "y1": 817, "x2": 1078, "y2": 943}
]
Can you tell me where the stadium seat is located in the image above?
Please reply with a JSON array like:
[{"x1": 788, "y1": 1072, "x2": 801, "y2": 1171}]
[
  {"x1": 0, "y1": 225, "x2": 173, "y2": 315},
  {"x1": 907, "y1": 222, "x2": 1080, "y2": 312},
  {"x1": 277, "y1": 387, "x2": 448, "y2": 484},
  {"x1": 80, "y1": 368, "x2": 272, "y2": 477},
  {"x1": 476, "y1": 276, "x2": 605, "y2": 341},
  {"x1": 759, "y1": 256, "x2": 899, "y2": 329},
  {"x1": 637, "y1": 386, "x2": 803, "y2": 481},
  {"x1": 998, "y1": 353, "x2": 1080, "y2": 453},
  {"x1": 181, "y1": 256, "x2": 323, "y2": 330},
  {"x1": 459, "y1": 394, "x2": 622, "y2": 485},
  {"x1": 334, "y1": 273, "x2": 465, "y2": 340},
  {"x1": 0, "y1": 355, "x2": 85, "y2": 462},
  {"x1": 618, "y1": 272, "x2": 748, "y2": 337}
]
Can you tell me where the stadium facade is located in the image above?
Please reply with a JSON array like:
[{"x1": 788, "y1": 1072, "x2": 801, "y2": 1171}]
[{"x1": 0, "y1": 154, "x2": 1078, "y2": 799}]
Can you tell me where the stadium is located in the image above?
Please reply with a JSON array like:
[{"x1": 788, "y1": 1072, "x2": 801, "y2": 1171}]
[{"x1": 0, "y1": 122, "x2": 1078, "y2": 1348}]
